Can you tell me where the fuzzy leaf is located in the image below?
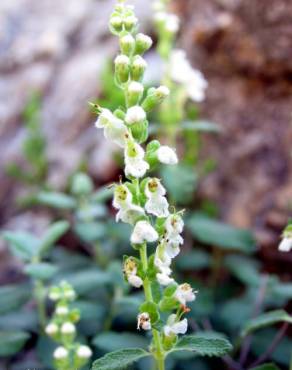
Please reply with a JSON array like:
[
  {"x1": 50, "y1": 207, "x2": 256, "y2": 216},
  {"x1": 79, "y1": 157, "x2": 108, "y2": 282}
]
[
  {"x1": 24, "y1": 262, "x2": 58, "y2": 280},
  {"x1": 38, "y1": 221, "x2": 69, "y2": 256},
  {"x1": 3, "y1": 231, "x2": 40, "y2": 261},
  {"x1": 91, "y1": 348, "x2": 150, "y2": 370},
  {"x1": 187, "y1": 213, "x2": 256, "y2": 253},
  {"x1": 169, "y1": 334, "x2": 232, "y2": 357},
  {"x1": 37, "y1": 191, "x2": 76, "y2": 209},
  {"x1": 0, "y1": 331, "x2": 30, "y2": 356},
  {"x1": 241, "y1": 310, "x2": 292, "y2": 337},
  {"x1": 0, "y1": 284, "x2": 30, "y2": 314}
]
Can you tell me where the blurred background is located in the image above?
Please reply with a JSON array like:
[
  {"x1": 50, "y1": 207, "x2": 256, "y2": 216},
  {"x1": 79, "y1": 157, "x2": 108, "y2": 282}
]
[{"x1": 0, "y1": 0, "x2": 291, "y2": 369}]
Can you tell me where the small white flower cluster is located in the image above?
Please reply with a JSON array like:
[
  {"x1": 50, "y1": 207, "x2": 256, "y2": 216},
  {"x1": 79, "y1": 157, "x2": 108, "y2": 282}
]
[
  {"x1": 94, "y1": 0, "x2": 198, "y2": 353},
  {"x1": 153, "y1": 0, "x2": 180, "y2": 34},
  {"x1": 169, "y1": 49, "x2": 208, "y2": 102},
  {"x1": 46, "y1": 282, "x2": 92, "y2": 370}
]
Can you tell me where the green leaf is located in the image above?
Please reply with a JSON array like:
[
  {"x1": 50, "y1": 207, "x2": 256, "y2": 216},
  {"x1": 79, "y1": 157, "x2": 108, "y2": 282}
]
[
  {"x1": 93, "y1": 332, "x2": 148, "y2": 352},
  {"x1": 224, "y1": 255, "x2": 261, "y2": 285},
  {"x1": 91, "y1": 348, "x2": 150, "y2": 370},
  {"x1": 181, "y1": 120, "x2": 221, "y2": 133},
  {"x1": 0, "y1": 310, "x2": 37, "y2": 332},
  {"x1": 161, "y1": 165, "x2": 197, "y2": 205},
  {"x1": 241, "y1": 309, "x2": 292, "y2": 337},
  {"x1": 0, "y1": 284, "x2": 30, "y2": 314},
  {"x1": 74, "y1": 222, "x2": 106, "y2": 243},
  {"x1": 0, "y1": 331, "x2": 30, "y2": 356},
  {"x1": 187, "y1": 213, "x2": 256, "y2": 253},
  {"x1": 251, "y1": 364, "x2": 280, "y2": 370},
  {"x1": 169, "y1": 334, "x2": 232, "y2": 357},
  {"x1": 177, "y1": 250, "x2": 211, "y2": 271},
  {"x1": 91, "y1": 186, "x2": 114, "y2": 203},
  {"x1": 37, "y1": 191, "x2": 76, "y2": 209},
  {"x1": 140, "y1": 301, "x2": 160, "y2": 323},
  {"x1": 38, "y1": 221, "x2": 69, "y2": 256},
  {"x1": 24, "y1": 262, "x2": 58, "y2": 280},
  {"x1": 3, "y1": 231, "x2": 40, "y2": 261}
]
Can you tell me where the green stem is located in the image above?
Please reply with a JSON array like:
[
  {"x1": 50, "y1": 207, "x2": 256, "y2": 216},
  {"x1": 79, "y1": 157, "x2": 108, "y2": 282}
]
[
  {"x1": 140, "y1": 244, "x2": 165, "y2": 370},
  {"x1": 94, "y1": 241, "x2": 108, "y2": 268},
  {"x1": 34, "y1": 279, "x2": 46, "y2": 330}
]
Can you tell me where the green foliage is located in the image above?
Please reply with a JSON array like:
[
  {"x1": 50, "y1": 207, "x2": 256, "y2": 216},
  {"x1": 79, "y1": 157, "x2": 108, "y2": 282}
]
[
  {"x1": 93, "y1": 331, "x2": 149, "y2": 352},
  {"x1": 91, "y1": 348, "x2": 150, "y2": 370},
  {"x1": 37, "y1": 191, "x2": 77, "y2": 209},
  {"x1": 169, "y1": 333, "x2": 232, "y2": 357},
  {"x1": 38, "y1": 221, "x2": 70, "y2": 257},
  {"x1": 0, "y1": 331, "x2": 31, "y2": 356},
  {"x1": 251, "y1": 364, "x2": 280, "y2": 370},
  {"x1": 176, "y1": 250, "x2": 211, "y2": 271},
  {"x1": 0, "y1": 284, "x2": 30, "y2": 314},
  {"x1": 241, "y1": 310, "x2": 292, "y2": 337},
  {"x1": 187, "y1": 213, "x2": 256, "y2": 253},
  {"x1": 24, "y1": 262, "x2": 58, "y2": 280}
]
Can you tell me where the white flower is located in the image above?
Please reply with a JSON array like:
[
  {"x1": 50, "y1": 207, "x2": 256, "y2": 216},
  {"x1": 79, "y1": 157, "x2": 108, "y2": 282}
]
[
  {"x1": 137, "y1": 312, "x2": 151, "y2": 330},
  {"x1": 157, "y1": 272, "x2": 174, "y2": 286},
  {"x1": 164, "y1": 314, "x2": 188, "y2": 336},
  {"x1": 128, "y1": 81, "x2": 144, "y2": 94},
  {"x1": 63, "y1": 289, "x2": 76, "y2": 300},
  {"x1": 56, "y1": 306, "x2": 69, "y2": 316},
  {"x1": 125, "y1": 106, "x2": 146, "y2": 125},
  {"x1": 164, "y1": 213, "x2": 184, "y2": 258},
  {"x1": 48, "y1": 290, "x2": 60, "y2": 301},
  {"x1": 169, "y1": 49, "x2": 207, "y2": 102},
  {"x1": 128, "y1": 274, "x2": 143, "y2": 288},
  {"x1": 157, "y1": 146, "x2": 178, "y2": 165},
  {"x1": 53, "y1": 346, "x2": 68, "y2": 360},
  {"x1": 132, "y1": 55, "x2": 148, "y2": 69},
  {"x1": 174, "y1": 283, "x2": 197, "y2": 305},
  {"x1": 61, "y1": 322, "x2": 76, "y2": 334},
  {"x1": 125, "y1": 140, "x2": 149, "y2": 178},
  {"x1": 165, "y1": 213, "x2": 184, "y2": 235},
  {"x1": 136, "y1": 33, "x2": 153, "y2": 50},
  {"x1": 279, "y1": 237, "x2": 292, "y2": 252},
  {"x1": 113, "y1": 184, "x2": 145, "y2": 224},
  {"x1": 124, "y1": 257, "x2": 143, "y2": 288},
  {"x1": 156, "y1": 86, "x2": 170, "y2": 98},
  {"x1": 131, "y1": 220, "x2": 158, "y2": 244},
  {"x1": 76, "y1": 345, "x2": 92, "y2": 359},
  {"x1": 95, "y1": 108, "x2": 129, "y2": 147},
  {"x1": 145, "y1": 178, "x2": 169, "y2": 217},
  {"x1": 154, "y1": 11, "x2": 167, "y2": 22},
  {"x1": 45, "y1": 323, "x2": 58, "y2": 336},
  {"x1": 165, "y1": 14, "x2": 180, "y2": 33}
]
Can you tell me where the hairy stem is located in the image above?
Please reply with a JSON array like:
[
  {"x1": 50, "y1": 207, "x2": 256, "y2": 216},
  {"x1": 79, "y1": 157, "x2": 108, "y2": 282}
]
[{"x1": 140, "y1": 244, "x2": 165, "y2": 370}]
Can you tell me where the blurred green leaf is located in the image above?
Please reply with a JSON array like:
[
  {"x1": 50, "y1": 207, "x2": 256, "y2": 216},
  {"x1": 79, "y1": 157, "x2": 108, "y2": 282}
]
[
  {"x1": 3, "y1": 231, "x2": 40, "y2": 261},
  {"x1": 241, "y1": 310, "x2": 292, "y2": 337},
  {"x1": 74, "y1": 222, "x2": 106, "y2": 243},
  {"x1": 251, "y1": 364, "x2": 280, "y2": 370},
  {"x1": 93, "y1": 331, "x2": 148, "y2": 352},
  {"x1": 0, "y1": 284, "x2": 30, "y2": 314},
  {"x1": 224, "y1": 255, "x2": 261, "y2": 285},
  {"x1": 176, "y1": 250, "x2": 211, "y2": 271},
  {"x1": 37, "y1": 191, "x2": 76, "y2": 209},
  {"x1": 91, "y1": 186, "x2": 114, "y2": 203},
  {"x1": 38, "y1": 221, "x2": 69, "y2": 256},
  {"x1": 187, "y1": 213, "x2": 256, "y2": 253},
  {"x1": 91, "y1": 348, "x2": 150, "y2": 370},
  {"x1": 76, "y1": 204, "x2": 107, "y2": 221},
  {"x1": 0, "y1": 309, "x2": 37, "y2": 332},
  {"x1": 0, "y1": 331, "x2": 30, "y2": 356},
  {"x1": 181, "y1": 120, "x2": 221, "y2": 133},
  {"x1": 24, "y1": 262, "x2": 58, "y2": 280},
  {"x1": 169, "y1": 334, "x2": 232, "y2": 357},
  {"x1": 251, "y1": 328, "x2": 292, "y2": 366},
  {"x1": 161, "y1": 165, "x2": 197, "y2": 205}
]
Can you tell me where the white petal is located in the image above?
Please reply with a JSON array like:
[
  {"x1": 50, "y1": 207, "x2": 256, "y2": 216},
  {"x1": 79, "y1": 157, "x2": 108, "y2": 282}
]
[
  {"x1": 125, "y1": 106, "x2": 146, "y2": 125},
  {"x1": 165, "y1": 243, "x2": 180, "y2": 258},
  {"x1": 128, "y1": 274, "x2": 143, "y2": 288},
  {"x1": 157, "y1": 146, "x2": 178, "y2": 165},
  {"x1": 131, "y1": 221, "x2": 158, "y2": 244},
  {"x1": 157, "y1": 272, "x2": 174, "y2": 286},
  {"x1": 172, "y1": 319, "x2": 188, "y2": 335},
  {"x1": 279, "y1": 237, "x2": 292, "y2": 252},
  {"x1": 125, "y1": 158, "x2": 149, "y2": 178},
  {"x1": 145, "y1": 195, "x2": 169, "y2": 217}
]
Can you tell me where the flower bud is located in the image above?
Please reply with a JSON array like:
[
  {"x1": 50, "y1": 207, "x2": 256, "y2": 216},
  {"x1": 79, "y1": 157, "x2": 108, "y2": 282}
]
[
  {"x1": 73, "y1": 345, "x2": 92, "y2": 368},
  {"x1": 110, "y1": 15, "x2": 123, "y2": 33},
  {"x1": 135, "y1": 33, "x2": 153, "y2": 55},
  {"x1": 131, "y1": 55, "x2": 147, "y2": 81},
  {"x1": 125, "y1": 106, "x2": 146, "y2": 125},
  {"x1": 48, "y1": 286, "x2": 61, "y2": 301},
  {"x1": 71, "y1": 173, "x2": 93, "y2": 196},
  {"x1": 142, "y1": 86, "x2": 169, "y2": 112},
  {"x1": 61, "y1": 322, "x2": 76, "y2": 342},
  {"x1": 56, "y1": 305, "x2": 69, "y2": 317},
  {"x1": 54, "y1": 346, "x2": 69, "y2": 360},
  {"x1": 157, "y1": 145, "x2": 178, "y2": 165},
  {"x1": 45, "y1": 323, "x2": 59, "y2": 337},
  {"x1": 126, "y1": 82, "x2": 144, "y2": 106},
  {"x1": 124, "y1": 15, "x2": 138, "y2": 32},
  {"x1": 120, "y1": 34, "x2": 135, "y2": 55},
  {"x1": 165, "y1": 14, "x2": 180, "y2": 34},
  {"x1": 114, "y1": 54, "x2": 130, "y2": 83}
]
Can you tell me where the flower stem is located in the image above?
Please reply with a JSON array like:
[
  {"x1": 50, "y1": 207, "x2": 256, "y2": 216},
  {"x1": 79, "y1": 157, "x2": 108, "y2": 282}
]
[{"x1": 140, "y1": 244, "x2": 165, "y2": 370}]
